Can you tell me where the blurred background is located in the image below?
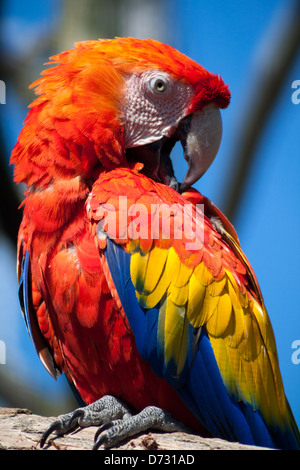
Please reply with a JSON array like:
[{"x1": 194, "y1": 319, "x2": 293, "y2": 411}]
[{"x1": 0, "y1": 0, "x2": 299, "y2": 430}]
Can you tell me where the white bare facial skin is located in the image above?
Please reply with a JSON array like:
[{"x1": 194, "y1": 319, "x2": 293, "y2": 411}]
[
  {"x1": 122, "y1": 71, "x2": 223, "y2": 191},
  {"x1": 123, "y1": 71, "x2": 193, "y2": 148}
]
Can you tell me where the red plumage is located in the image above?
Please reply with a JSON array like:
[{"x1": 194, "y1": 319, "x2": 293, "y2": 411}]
[
  {"x1": 12, "y1": 38, "x2": 298, "y2": 449},
  {"x1": 8, "y1": 36, "x2": 251, "y2": 432}
]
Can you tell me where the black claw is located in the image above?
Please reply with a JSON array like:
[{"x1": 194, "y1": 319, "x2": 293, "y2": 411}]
[
  {"x1": 40, "y1": 421, "x2": 61, "y2": 448},
  {"x1": 93, "y1": 422, "x2": 114, "y2": 444},
  {"x1": 93, "y1": 421, "x2": 116, "y2": 449},
  {"x1": 67, "y1": 408, "x2": 84, "y2": 429},
  {"x1": 93, "y1": 434, "x2": 107, "y2": 450}
]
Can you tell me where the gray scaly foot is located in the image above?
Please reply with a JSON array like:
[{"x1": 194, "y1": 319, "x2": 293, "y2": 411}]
[
  {"x1": 93, "y1": 404, "x2": 189, "y2": 449},
  {"x1": 40, "y1": 394, "x2": 188, "y2": 449}
]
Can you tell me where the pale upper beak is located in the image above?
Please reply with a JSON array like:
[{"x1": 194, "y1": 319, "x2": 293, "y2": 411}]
[{"x1": 178, "y1": 105, "x2": 223, "y2": 193}]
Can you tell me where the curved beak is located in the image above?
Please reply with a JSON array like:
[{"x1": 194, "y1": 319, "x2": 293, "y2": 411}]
[
  {"x1": 126, "y1": 104, "x2": 223, "y2": 193},
  {"x1": 179, "y1": 105, "x2": 223, "y2": 193}
]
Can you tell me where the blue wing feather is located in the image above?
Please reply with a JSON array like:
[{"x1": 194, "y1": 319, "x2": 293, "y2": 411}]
[{"x1": 18, "y1": 249, "x2": 32, "y2": 341}]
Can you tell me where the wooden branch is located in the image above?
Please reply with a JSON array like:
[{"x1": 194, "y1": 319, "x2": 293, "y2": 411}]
[{"x1": 0, "y1": 407, "x2": 270, "y2": 451}]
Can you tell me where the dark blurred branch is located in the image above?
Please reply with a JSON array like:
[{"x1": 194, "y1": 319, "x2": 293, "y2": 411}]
[
  {"x1": 223, "y1": 0, "x2": 300, "y2": 221},
  {"x1": 0, "y1": 133, "x2": 22, "y2": 246},
  {"x1": 0, "y1": 3, "x2": 22, "y2": 245}
]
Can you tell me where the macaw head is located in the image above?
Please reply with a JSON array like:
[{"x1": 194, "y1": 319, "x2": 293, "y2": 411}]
[{"x1": 12, "y1": 37, "x2": 230, "y2": 193}]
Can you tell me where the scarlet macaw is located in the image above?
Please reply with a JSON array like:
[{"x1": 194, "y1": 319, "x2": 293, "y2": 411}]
[{"x1": 11, "y1": 37, "x2": 300, "y2": 449}]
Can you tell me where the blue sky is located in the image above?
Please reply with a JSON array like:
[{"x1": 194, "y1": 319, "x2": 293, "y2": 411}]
[{"x1": 0, "y1": 0, "x2": 299, "y2": 430}]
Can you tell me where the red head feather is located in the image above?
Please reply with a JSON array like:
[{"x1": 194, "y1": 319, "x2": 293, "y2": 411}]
[{"x1": 11, "y1": 37, "x2": 230, "y2": 190}]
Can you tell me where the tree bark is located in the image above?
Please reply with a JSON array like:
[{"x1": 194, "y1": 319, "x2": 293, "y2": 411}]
[{"x1": 0, "y1": 407, "x2": 270, "y2": 451}]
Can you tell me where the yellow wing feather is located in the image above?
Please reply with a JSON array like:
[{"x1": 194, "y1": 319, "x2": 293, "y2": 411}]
[
  {"x1": 163, "y1": 296, "x2": 189, "y2": 376},
  {"x1": 129, "y1": 240, "x2": 290, "y2": 430}
]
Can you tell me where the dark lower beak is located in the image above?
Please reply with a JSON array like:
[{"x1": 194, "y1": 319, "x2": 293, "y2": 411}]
[{"x1": 126, "y1": 135, "x2": 179, "y2": 189}]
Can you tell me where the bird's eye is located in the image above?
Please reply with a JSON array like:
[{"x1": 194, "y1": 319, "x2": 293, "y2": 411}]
[{"x1": 149, "y1": 76, "x2": 169, "y2": 94}]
